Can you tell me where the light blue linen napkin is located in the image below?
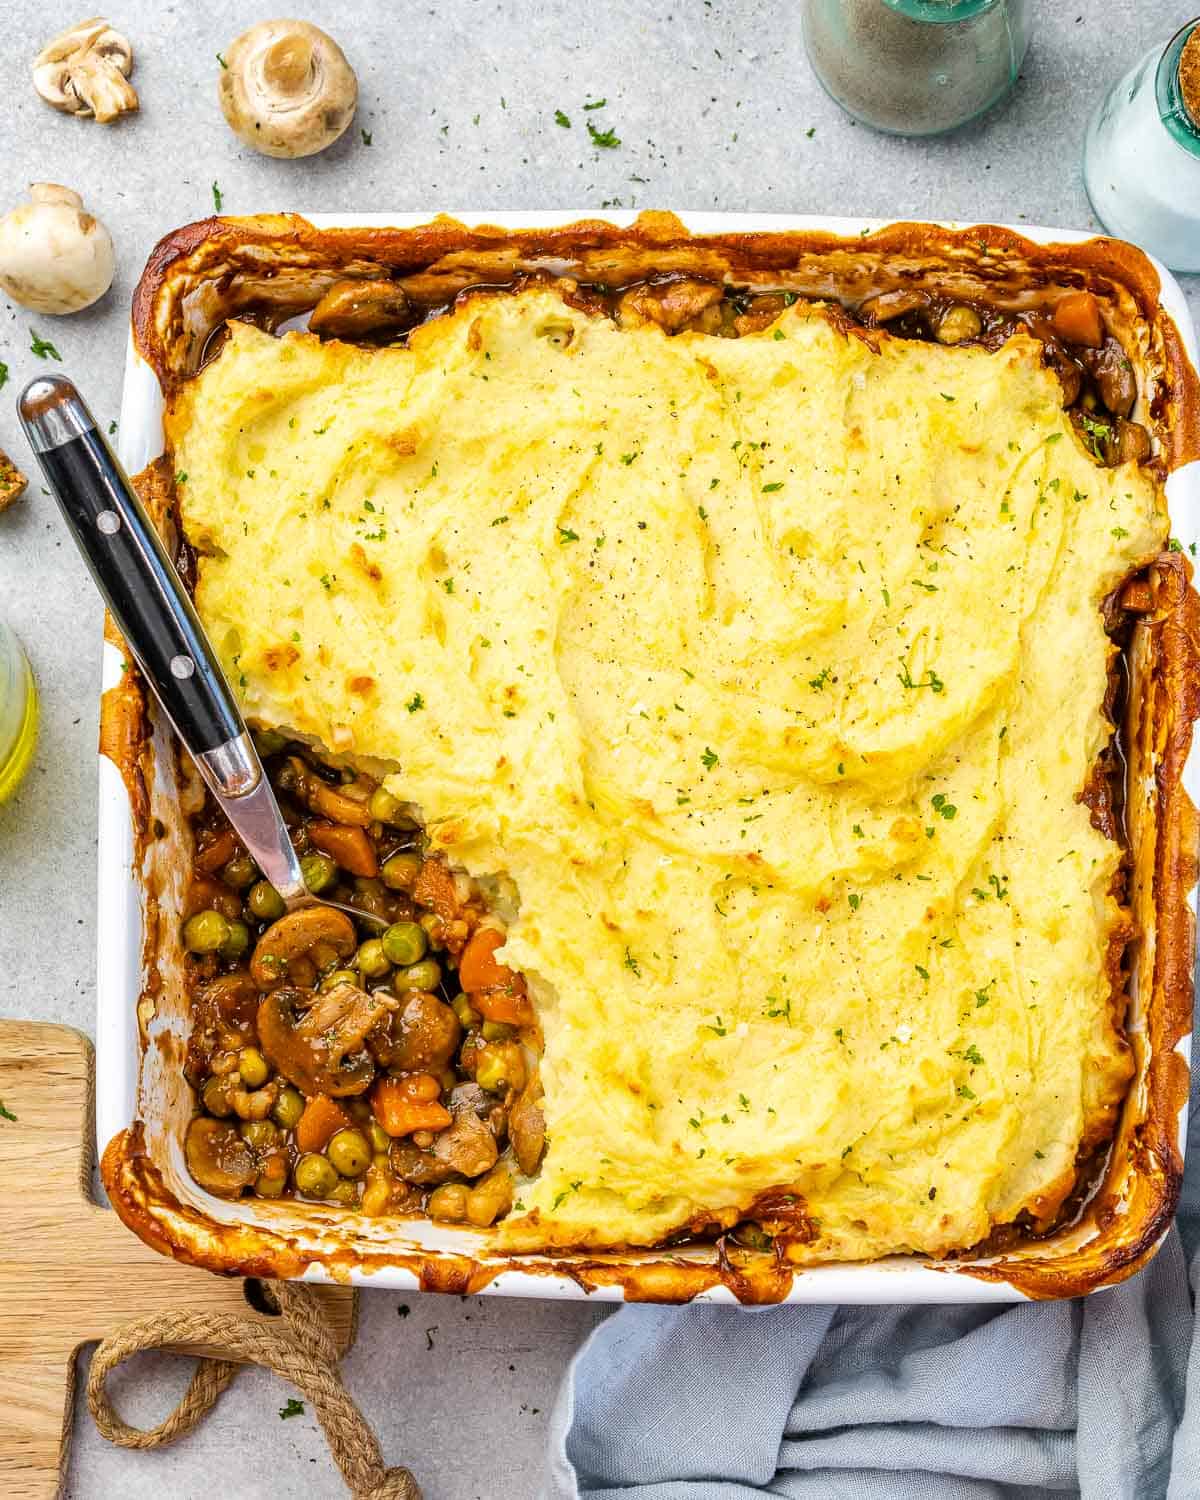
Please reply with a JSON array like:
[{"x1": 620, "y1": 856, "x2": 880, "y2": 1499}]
[{"x1": 546, "y1": 1034, "x2": 1200, "y2": 1500}]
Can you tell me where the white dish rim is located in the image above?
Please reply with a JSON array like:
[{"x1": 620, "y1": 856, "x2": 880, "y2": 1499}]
[{"x1": 96, "y1": 209, "x2": 1200, "y2": 1304}]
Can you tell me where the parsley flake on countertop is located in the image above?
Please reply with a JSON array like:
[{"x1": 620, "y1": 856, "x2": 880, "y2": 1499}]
[
  {"x1": 211, "y1": 181, "x2": 223, "y2": 212},
  {"x1": 587, "y1": 120, "x2": 621, "y2": 148},
  {"x1": 0, "y1": 1101, "x2": 16, "y2": 1122},
  {"x1": 279, "y1": 1398, "x2": 304, "y2": 1420},
  {"x1": 29, "y1": 330, "x2": 60, "y2": 360},
  {"x1": 554, "y1": 109, "x2": 571, "y2": 127}
]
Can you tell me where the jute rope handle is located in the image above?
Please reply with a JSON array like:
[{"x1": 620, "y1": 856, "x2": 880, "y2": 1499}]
[{"x1": 86, "y1": 1280, "x2": 421, "y2": 1500}]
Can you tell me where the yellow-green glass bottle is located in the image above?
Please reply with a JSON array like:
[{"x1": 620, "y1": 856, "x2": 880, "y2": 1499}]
[{"x1": 0, "y1": 620, "x2": 38, "y2": 802}]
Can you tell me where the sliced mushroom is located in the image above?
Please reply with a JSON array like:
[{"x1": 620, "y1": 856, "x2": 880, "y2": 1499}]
[
  {"x1": 257, "y1": 982, "x2": 396, "y2": 1096},
  {"x1": 185, "y1": 1115, "x2": 256, "y2": 1197},
  {"x1": 0, "y1": 184, "x2": 114, "y2": 314},
  {"x1": 431, "y1": 1085, "x2": 500, "y2": 1178},
  {"x1": 509, "y1": 1080, "x2": 547, "y2": 1176},
  {"x1": 249, "y1": 904, "x2": 356, "y2": 990},
  {"x1": 33, "y1": 18, "x2": 137, "y2": 123},
  {"x1": 309, "y1": 279, "x2": 413, "y2": 339},
  {"x1": 218, "y1": 20, "x2": 357, "y2": 159}
]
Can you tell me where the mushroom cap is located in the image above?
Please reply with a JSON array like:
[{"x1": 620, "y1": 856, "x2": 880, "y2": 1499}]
[
  {"x1": 218, "y1": 19, "x2": 357, "y2": 159},
  {"x1": 33, "y1": 17, "x2": 137, "y2": 123},
  {"x1": 0, "y1": 184, "x2": 114, "y2": 315}
]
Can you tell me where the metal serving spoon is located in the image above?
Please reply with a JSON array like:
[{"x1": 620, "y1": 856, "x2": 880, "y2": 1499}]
[{"x1": 19, "y1": 374, "x2": 386, "y2": 931}]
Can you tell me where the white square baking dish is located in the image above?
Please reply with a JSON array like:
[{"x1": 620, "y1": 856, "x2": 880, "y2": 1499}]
[{"x1": 95, "y1": 211, "x2": 1200, "y2": 1304}]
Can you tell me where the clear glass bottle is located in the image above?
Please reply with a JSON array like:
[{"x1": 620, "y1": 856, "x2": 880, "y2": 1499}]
[
  {"x1": 0, "y1": 620, "x2": 38, "y2": 803},
  {"x1": 1083, "y1": 19, "x2": 1200, "y2": 273},
  {"x1": 801, "y1": 0, "x2": 1032, "y2": 136}
]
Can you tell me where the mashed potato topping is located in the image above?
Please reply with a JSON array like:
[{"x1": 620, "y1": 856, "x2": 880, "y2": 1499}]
[{"x1": 168, "y1": 286, "x2": 1164, "y2": 1259}]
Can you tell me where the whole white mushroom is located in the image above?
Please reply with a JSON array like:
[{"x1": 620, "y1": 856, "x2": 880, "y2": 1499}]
[
  {"x1": 218, "y1": 19, "x2": 357, "y2": 159},
  {"x1": 0, "y1": 184, "x2": 114, "y2": 314}
]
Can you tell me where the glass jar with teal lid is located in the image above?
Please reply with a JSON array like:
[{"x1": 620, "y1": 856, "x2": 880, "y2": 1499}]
[
  {"x1": 802, "y1": 0, "x2": 1032, "y2": 136},
  {"x1": 1083, "y1": 19, "x2": 1200, "y2": 273},
  {"x1": 0, "y1": 619, "x2": 38, "y2": 803}
]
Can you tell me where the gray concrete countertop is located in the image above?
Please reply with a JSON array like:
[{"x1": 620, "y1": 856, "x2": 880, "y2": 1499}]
[{"x1": 0, "y1": 3, "x2": 1196, "y2": 1497}]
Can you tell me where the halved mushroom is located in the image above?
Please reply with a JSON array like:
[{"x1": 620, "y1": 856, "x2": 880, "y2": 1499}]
[
  {"x1": 250, "y1": 904, "x2": 356, "y2": 990},
  {"x1": 257, "y1": 982, "x2": 396, "y2": 1097},
  {"x1": 33, "y1": 18, "x2": 137, "y2": 123},
  {"x1": 218, "y1": 20, "x2": 357, "y2": 159},
  {"x1": 508, "y1": 1079, "x2": 547, "y2": 1176},
  {"x1": 308, "y1": 279, "x2": 413, "y2": 339},
  {"x1": 185, "y1": 1115, "x2": 256, "y2": 1197}
]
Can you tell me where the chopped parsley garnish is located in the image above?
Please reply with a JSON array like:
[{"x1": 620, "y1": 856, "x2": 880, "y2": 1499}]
[
  {"x1": 587, "y1": 120, "x2": 621, "y2": 148},
  {"x1": 701, "y1": 745, "x2": 719, "y2": 770},
  {"x1": 29, "y1": 330, "x2": 60, "y2": 360},
  {"x1": 215, "y1": 51, "x2": 227, "y2": 68},
  {"x1": 761, "y1": 481, "x2": 783, "y2": 493},
  {"x1": 623, "y1": 947, "x2": 642, "y2": 977},
  {"x1": 619, "y1": 451, "x2": 638, "y2": 465},
  {"x1": 554, "y1": 108, "x2": 571, "y2": 127},
  {"x1": 703, "y1": 1016, "x2": 728, "y2": 1037},
  {"x1": 897, "y1": 659, "x2": 944, "y2": 693},
  {"x1": 0, "y1": 1101, "x2": 16, "y2": 1122},
  {"x1": 361, "y1": 128, "x2": 372, "y2": 145},
  {"x1": 583, "y1": 97, "x2": 607, "y2": 110},
  {"x1": 175, "y1": 470, "x2": 188, "y2": 485},
  {"x1": 211, "y1": 181, "x2": 223, "y2": 212},
  {"x1": 963, "y1": 1044, "x2": 984, "y2": 1066},
  {"x1": 987, "y1": 872, "x2": 1008, "y2": 900},
  {"x1": 0, "y1": 363, "x2": 8, "y2": 391},
  {"x1": 931, "y1": 793, "x2": 956, "y2": 820},
  {"x1": 956, "y1": 1084, "x2": 977, "y2": 1101},
  {"x1": 915, "y1": 964, "x2": 930, "y2": 981},
  {"x1": 848, "y1": 892, "x2": 861, "y2": 911},
  {"x1": 405, "y1": 692, "x2": 425, "y2": 713},
  {"x1": 557, "y1": 525, "x2": 580, "y2": 542},
  {"x1": 974, "y1": 984, "x2": 993, "y2": 1007},
  {"x1": 279, "y1": 1398, "x2": 304, "y2": 1420},
  {"x1": 808, "y1": 666, "x2": 832, "y2": 691}
]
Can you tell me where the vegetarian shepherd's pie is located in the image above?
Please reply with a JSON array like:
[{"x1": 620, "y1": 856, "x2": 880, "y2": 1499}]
[{"x1": 166, "y1": 272, "x2": 1166, "y2": 1261}]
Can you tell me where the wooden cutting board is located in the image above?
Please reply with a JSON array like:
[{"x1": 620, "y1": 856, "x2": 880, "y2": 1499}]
[{"x1": 0, "y1": 1019, "x2": 355, "y2": 1500}]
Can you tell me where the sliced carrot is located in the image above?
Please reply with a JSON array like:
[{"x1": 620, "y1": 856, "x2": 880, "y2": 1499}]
[
  {"x1": 474, "y1": 985, "x2": 535, "y2": 1027},
  {"x1": 372, "y1": 1076, "x2": 452, "y2": 1137},
  {"x1": 459, "y1": 927, "x2": 513, "y2": 991},
  {"x1": 295, "y1": 1093, "x2": 352, "y2": 1154},
  {"x1": 195, "y1": 828, "x2": 239, "y2": 873},
  {"x1": 309, "y1": 820, "x2": 378, "y2": 877},
  {"x1": 1052, "y1": 291, "x2": 1103, "y2": 348}
]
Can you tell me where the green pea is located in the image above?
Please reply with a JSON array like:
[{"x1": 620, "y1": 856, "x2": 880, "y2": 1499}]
[
  {"x1": 222, "y1": 853, "x2": 259, "y2": 890},
  {"x1": 327, "y1": 1127, "x2": 372, "y2": 1178},
  {"x1": 294, "y1": 1152, "x2": 339, "y2": 1198},
  {"x1": 237, "y1": 1046, "x2": 270, "y2": 1088},
  {"x1": 239, "y1": 1119, "x2": 279, "y2": 1151},
  {"x1": 380, "y1": 851, "x2": 422, "y2": 890},
  {"x1": 357, "y1": 939, "x2": 391, "y2": 980},
  {"x1": 369, "y1": 786, "x2": 405, "y2": 824},
  {"x1": 254, "y1": 1167, "x2": 287, "y2": 1198},
  {"x1": 300, "y1": 851, "x2": 339, "y2": 893},
  {"x1": 382, "y1": 921, "x2": 427, "y2": 967},
  {"x1": 219, "y1": 919, "x2": 251, "y2": 962},
  {"x1": 327, "y1": 1178, "x2": 359, "y2": 1206},
  {"x1": 183, "y1": 909, "x2": 231, "y2": 954},
  {"x1": 321, "y1": 967, "x2": 360, "y2": 992},
  {"x1": 450, "y1": 993, "x2": 480, "y2": 1029},
  {"x1": 367, "y1": 1120, "x2": 391, "y2": 1154},
  {"x1": 272, "y1": 1085, "x2": 305, "y2": 1130},
  {"x1": 247, "y1": 881, "x2": 287, "y2": 922},
  {"x1": 202, "y1": 1075, "x2": 233, "y2": 1117},
  {"x1": 399, "y1": 958, "x2": 441, "y2": 992}
]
